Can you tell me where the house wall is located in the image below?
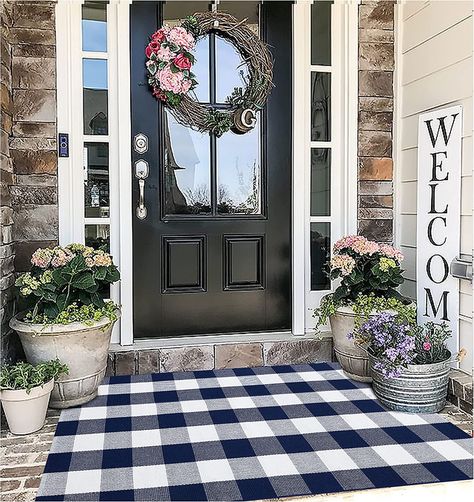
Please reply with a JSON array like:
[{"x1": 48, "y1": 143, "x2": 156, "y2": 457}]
[
  {"x1": 0, "y1": 0, "x2": 58, "y2": 362},
  {"x1": 396, "y1": 0, "x2": 473, "y2": 372}
]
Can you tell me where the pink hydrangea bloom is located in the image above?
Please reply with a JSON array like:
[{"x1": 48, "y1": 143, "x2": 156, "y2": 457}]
[
  {"x1": 50, "y1": 247, "x2": 74, "y2": 268},
  {"x1": 333, "y1": 235, "x2": 379, "y2": 256},
  {"x1": 379, "y1": 243, "x2": 404, "y2": 263},
  {"x1": 330, "y1": 254, "x2": 356, "y2": 276},
  {"x1": 31, "y1": 248, "x2": 53, "y2": 269},
  {"x1": 167, "y1": 26, "x2": 195, "y2": 50}
]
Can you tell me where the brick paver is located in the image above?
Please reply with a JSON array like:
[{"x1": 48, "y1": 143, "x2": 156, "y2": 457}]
[{"x1": 1, "y1": 404, "x2": 471, "y2": 501}]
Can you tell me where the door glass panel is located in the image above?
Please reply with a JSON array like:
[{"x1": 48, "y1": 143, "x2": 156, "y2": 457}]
[
  {"x1": 217, "y1": 122, "x2": 261, "y2": 214},
  {"x1": 191, "y1": 37, "x2": 210, "y2": 103},
  {"x1": 311, "y1": 222, "x2": 330, "y2": 290},
  {"x1": 163, "y1": 1, "x2": 209, "y2": 26},
  {"x1": 310, "y1": 148, "x2": 331, "y2": 216},
  {"x1": 83, "y1": 59, "x2": 108, "y2": 135},
  {"x1": 220, "y1": 2, "x2": 260, "y2": 34},
  {"x1": 82, "y1": 1, "x2": 107, "y2": 53},
  {"x1": 311, "y1": 72, "x2": 331, "y2": 141},
  {"x1": 216, "y1": 36, "x2": 250, "y2": 104},
  {"x1": 85, "y1": 224, "x2": 110, "y2": 252},
  {"x1": 164, "y1": 110, "x2": 211, "y2": 215},
  {"x1": 84, "y1": 143, "x2": 109, "y2": 218},
  {"x1": 311, "y1": 1, "x2": 332, "y2": 66}
]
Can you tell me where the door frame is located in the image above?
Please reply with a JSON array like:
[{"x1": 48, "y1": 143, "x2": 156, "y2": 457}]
[{"x1": 56, "y1": 0, "x2": 358, "y2": 345}]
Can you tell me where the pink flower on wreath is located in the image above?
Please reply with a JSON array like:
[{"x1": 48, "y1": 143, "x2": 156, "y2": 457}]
[
  {"x1": 167, "y1": 26, "x2": 195, "y2": 50},
  {"x1": 151, "y1": 28, "x2": 167, "y2": 43},
  {"x1": 153, "y1": 87, "x2": 167, "y2": 101},
  {"x1": 158, "y1": 65, "x2": 184, "y2": 93},
  {"x1": 423, "y1": 341, "x2": 432, "y2": 351},
  {"x1": 181, "y1": 78, "x2": 192, "y2": 93},
  {"x1": 173, "y1": 53, "x2": 192, "y2": 70},
  {"x1": 156, "y1": 45, "x2": 175, "y2": 62},
  {"x1": 145, "y1": 40, "x2": 161, "y2": 58}
]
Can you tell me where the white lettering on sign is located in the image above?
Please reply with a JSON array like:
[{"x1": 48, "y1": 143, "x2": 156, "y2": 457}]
[{"x1": 416, "y1": 105, "x2": 462, "y2": 356}]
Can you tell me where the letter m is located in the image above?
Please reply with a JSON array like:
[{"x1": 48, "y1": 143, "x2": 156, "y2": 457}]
[{"x1": 424, "y1": 288, "x2": 449, "y2": 321}]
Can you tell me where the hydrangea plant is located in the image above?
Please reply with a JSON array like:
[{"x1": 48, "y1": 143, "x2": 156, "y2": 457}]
[
  {"x1": 351, "y1": 313, "x2": 452, "y2": 378},
  {"x1": 330, "y1": 235, "x2": 405, "y2": 303},
  {"x1": 314, "y1": 235, "x2": 412, "y2": 332},
  {"x1": 15, "y1": 244, "x2": 120, "y2": 324}
]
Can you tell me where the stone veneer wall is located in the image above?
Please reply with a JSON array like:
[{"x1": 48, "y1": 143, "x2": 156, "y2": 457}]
[
  {"x1": 358, "y1": 1, "x2": 394, "y2": 243},
  {"x1": 0, "y1": 1, "x2": 58, "y2": 362},
  {"x1": 1, "y1": 2, "x2": 17, "y2": 361}
]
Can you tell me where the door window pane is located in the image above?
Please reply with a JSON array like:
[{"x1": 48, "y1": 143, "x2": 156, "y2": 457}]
[
  {"x1": 311, "y1": 222, "x2": 330, "y2": 290},
  {"x1": 82, "y1": 1, "x2": 107, "y2": 52},
  {"x1": 311, "y1": 1, "x2": 332, "y2": 66},
  {"x1": 310, "y1": 148, "x2": 330, "y2": 216},
  {"x1": 220, "y1": 2, "x2": 259, "y2": 34},
  {"x1": 164, "y1": 111, "x2": 211, "y2": 215},
  {"x1": 83, "y1": 59, "x2": 108, "y2": 135},
  {"x1": 191, "y1": 37, "x2": 210, "y2": 103},
  {"x1": 216, "y1": 36, "x2": 250, "y2": 104},
  {"x1": 85, "y1": 224, "x2": 110, "y2": 252},
  {"x1": 217, "y1": 122, "x2": 261, "y2": 215},
  {"x1": 311, "y1": 72, "x2": 331, "y2": 141},
  {"x1": 84, "y1": 143, "x2": 109, "y2": 218}
]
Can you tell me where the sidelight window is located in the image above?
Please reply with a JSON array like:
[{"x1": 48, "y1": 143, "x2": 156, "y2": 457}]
[
  {"x1": 162, "y1": 1, "x2": 262, "y2": 217},
  {"x1": 309, "y1": 1, "x2": 333, "y2": 291},
  {"x1": 81, "y1": 1, "x2": 110, "y2": 251}
]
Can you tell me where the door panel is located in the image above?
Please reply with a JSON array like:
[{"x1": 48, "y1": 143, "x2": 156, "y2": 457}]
[{"x1": 131, "y1": 1, "x2": 292, "y2": 338}]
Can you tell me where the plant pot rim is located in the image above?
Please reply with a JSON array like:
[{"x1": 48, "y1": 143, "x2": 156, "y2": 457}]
[
  {"x1": 368, "y1": 349, "x2": 452, "y2": 368},
  {"x1": 10, "y1": 309, "x2": 121, "y2": 335},
  {"x1": 0, "y1": 378, "x2": 54, "y2": 401}
]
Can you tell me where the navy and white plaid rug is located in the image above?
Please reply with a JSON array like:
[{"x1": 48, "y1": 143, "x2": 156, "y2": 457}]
[{"x1": 37, "y1": 362, "x2": 472, "y2": 501}]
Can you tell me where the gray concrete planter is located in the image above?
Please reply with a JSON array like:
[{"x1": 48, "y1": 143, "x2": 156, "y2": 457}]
[
  {"x1": 10, "y1": 312, "x2": 120, "y2": 408},
  {"x1": 329, "y1": 306, "x2": 371, "y2": 383},
  {"x1": 368, "y1": 351, "x2": 451, "y2": 413}
]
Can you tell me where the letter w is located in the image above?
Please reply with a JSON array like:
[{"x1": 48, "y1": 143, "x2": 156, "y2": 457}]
[{"x1": 424, "y1": 113, "x2": 459, "y2": 148}]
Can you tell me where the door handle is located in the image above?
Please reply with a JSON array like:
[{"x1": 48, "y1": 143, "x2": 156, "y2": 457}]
[{"x1": 135, "y1": 160, "x2": 149, "y2": 220}]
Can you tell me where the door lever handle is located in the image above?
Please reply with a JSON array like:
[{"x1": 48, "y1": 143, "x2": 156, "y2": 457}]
[
  {"x1": 137, "y1": 178, "x2": 147, "y2": 219},
  {"x1": 135, "y1": 160, "x2": 149, "y2": 220}
]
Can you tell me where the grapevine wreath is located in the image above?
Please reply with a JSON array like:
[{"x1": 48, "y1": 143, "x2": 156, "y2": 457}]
[{"x1": 145, "y1": 11, "x2": 274, "y2": 137}]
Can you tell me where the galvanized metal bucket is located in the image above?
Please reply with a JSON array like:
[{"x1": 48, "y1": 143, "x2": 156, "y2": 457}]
[{"x1": 368, "y1": 351, "x2": 451, "y2": 413}]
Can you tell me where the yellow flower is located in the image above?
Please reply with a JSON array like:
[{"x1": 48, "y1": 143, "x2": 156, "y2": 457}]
[{"x1": 379, "y1": 257, "x2": 396, "y2": 272}]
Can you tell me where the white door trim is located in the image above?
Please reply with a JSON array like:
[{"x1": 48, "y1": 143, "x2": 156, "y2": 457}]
[{"x1": 56, "y1": 0, "x2": 358, "y2": 344}]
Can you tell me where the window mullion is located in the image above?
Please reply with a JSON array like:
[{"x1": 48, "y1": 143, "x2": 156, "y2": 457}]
[{"x1": 209, "y1": 31, "x2": 217, "y2": 215}]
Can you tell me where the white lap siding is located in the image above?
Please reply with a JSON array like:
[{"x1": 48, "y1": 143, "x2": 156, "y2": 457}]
[{"x1": 395, "y1": 1, "x2": 473, "y2": 372}]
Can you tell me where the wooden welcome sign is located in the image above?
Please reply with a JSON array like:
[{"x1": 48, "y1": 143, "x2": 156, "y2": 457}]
[{"x1": 416, "y1": 105, "x2": 462, "y2": 356}]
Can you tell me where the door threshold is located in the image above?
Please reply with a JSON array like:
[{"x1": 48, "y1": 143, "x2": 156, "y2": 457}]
[{"x1": 112, "y1": 330, "x2": 332, "y2": 350}]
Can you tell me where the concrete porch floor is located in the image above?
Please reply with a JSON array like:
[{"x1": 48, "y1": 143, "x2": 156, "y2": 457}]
[{"x1": 1, "y1": 403, "x2": 472, "y2": 502}]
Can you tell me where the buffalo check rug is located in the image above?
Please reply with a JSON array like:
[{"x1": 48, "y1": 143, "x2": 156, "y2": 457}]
[{"x1": 37, "y1": 362, "x2": 473, "y2": 501}]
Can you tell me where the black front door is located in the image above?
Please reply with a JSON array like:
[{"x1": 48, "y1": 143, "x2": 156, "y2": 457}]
[{"x1": 131, "y1": 1, "x2": 292, "y2": 338}]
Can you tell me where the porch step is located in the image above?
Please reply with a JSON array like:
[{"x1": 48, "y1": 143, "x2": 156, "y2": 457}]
[{"x1": 107, "y1": 334, "x2": 334, "y2": 376}]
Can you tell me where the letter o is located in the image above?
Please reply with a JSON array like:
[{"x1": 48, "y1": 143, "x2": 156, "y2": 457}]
[{"x1": 426, "y1": 254, "x2": 449, "y2": 284}]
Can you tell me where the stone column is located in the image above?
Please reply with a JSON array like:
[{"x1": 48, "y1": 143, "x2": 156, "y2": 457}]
[
  {"x1": 1, "y1": 1, "x2": 19, "y2": 361},
  {"x1": 358, "y1": 1, "x2": 394, "y2": 243},
  {"x1": 1, "y1": 1, "x2": 58, "y2": 362},
  {"x1": 10, "y1": 1, "x2": 58, "y2": 272}
]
